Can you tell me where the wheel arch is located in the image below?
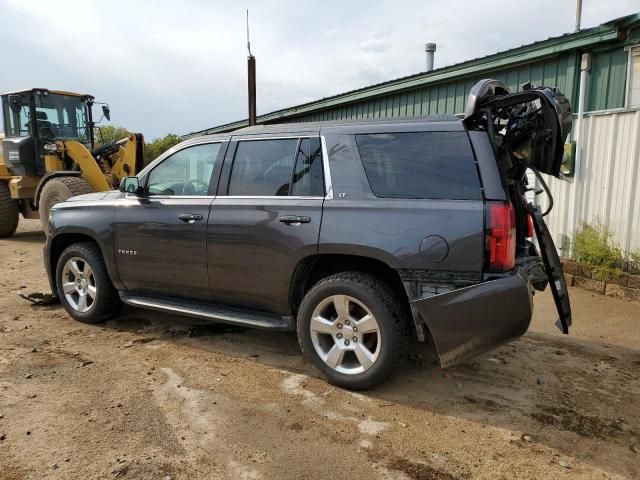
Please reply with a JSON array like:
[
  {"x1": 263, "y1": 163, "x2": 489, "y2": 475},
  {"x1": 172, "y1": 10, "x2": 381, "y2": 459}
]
[
  {"x1": 289, "y1": 253, "x2": 415, "y2": 335},
  {"x1": 48, "y1": 230, "x2": 119, "y2": 293}
]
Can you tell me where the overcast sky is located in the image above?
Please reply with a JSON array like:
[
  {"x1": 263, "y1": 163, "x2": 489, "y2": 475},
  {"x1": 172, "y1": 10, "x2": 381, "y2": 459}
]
[{"x1": 1, "y1": 0, "x2": 637, "y2": 138}]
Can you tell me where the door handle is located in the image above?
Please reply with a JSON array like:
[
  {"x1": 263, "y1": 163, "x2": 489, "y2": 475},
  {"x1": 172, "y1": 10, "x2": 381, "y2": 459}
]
[
  {"x1": 178, "y1": 213, "x2": 203, "y2": 223},
  {"x1": 279, "y1": 215, "x2": 311, "y2": 225}
]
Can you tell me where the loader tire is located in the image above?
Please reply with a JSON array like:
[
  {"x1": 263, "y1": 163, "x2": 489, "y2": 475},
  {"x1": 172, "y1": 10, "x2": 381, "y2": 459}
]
[
  {"x1": 39, "y1": 177, "x2": 93, "y2": 234},
  {"x1": 0, "y1": 181, "x2": 19, "y2": 238}
]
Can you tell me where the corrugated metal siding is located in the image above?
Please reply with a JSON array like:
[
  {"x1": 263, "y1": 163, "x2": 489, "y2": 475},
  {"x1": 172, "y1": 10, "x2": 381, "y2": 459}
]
[
  {"x1": 542, "y1": 110, "x2": 640, "y2": 253},
  {"x1": 289, "y1": 55, "x2": 579, "y2": 123},
  {"x1": 286, "y1": 48, "x2": 628, "y2": 125},
  {"x1": 587, "y1": 48, "x2": 628, "y2": 111}
]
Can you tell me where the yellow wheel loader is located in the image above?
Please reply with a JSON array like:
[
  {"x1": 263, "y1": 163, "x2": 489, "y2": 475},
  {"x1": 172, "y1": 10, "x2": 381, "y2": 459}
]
[{"x1": 0, "y1": 88, "x2": 143, "y2": 236}]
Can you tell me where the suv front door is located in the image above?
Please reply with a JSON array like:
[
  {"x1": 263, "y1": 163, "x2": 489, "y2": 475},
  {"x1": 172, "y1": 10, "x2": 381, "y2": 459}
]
[
  {"x1": 113, "y1": 141, "x2": 225, "y2": 299},
  {"x1": 207, "y1": 136, "x2": 325, "y2": 314}
]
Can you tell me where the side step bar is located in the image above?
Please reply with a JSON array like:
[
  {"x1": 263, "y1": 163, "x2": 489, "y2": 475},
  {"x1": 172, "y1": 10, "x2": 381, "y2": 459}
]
[{"x1": 119, "y1": 293, "x2": 294, "y2": 331}]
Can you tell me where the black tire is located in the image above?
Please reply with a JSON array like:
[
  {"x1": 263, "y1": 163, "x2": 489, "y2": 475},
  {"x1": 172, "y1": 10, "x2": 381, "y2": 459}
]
[
  {"x1": 39, "y1": 177, "x2": 93, "y2": 234},
  {"x1": 55, "y1": 242, "x2": 121, "y2": 323},
  {"x1": 297, "y1": 272, "x2": 409, "y2": 390},
  {"x1": 0, "y1": 181, "x2": 19, "y2": 238}
]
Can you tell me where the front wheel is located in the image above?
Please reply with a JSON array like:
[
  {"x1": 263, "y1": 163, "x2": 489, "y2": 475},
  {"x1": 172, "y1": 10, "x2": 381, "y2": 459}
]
[
  {"x1": 297, "y1": 272, "x2": 409, "y2": 390},
  {"x1": 56, "y1": 242, "x2": 122, "y2": 323}
]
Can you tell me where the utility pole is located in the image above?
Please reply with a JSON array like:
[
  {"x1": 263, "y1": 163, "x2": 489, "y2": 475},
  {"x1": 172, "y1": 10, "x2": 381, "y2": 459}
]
[{"x1": 247, "y1": 10, "x2": 257, "y2": 126}]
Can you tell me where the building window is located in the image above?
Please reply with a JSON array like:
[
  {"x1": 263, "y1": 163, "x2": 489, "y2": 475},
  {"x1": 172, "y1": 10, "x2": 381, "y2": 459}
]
[{"x1": 628, "y1": 46, "x2": 640, "y2": 108}]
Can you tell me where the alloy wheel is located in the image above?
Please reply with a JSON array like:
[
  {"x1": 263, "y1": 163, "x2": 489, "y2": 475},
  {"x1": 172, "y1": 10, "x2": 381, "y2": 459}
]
[
  {"x1": 309, "y1": 294, "x2": 381, "y2": 375},
  {"x1": 61, "y1": 257, "x2": 97, "y2": 313}
]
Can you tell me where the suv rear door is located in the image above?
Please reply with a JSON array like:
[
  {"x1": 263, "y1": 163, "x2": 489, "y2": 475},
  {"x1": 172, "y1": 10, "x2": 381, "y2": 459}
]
[{"x1": 206, "y1": 135, "x2": 325, "y2": 314}]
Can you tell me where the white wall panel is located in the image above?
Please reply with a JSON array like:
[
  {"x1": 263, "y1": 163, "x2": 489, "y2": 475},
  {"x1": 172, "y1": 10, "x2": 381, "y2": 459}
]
[{"x1": 542, "y1": 110, "x2": 640, "y2": 255}]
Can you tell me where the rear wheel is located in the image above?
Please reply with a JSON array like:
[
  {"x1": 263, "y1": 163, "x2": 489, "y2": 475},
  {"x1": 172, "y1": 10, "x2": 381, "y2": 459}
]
[
  {"x1": 39, "y1": 177, "x2": 93, "y2": 234},
  {"x1": 0, "y1": 181, "x2": 19, "y2": 238},
  {"x1": 297, "y1": 272, "x2": 409, "y2": 390},
  {"x1": 56, "y1": 242, "x2": 122, "y2": 323}
]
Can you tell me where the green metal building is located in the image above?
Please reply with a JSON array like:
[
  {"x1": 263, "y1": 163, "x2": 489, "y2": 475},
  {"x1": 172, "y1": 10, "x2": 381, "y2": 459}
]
[{"x1": 187, "y1": 13, "x2": 640, "y2": 136}]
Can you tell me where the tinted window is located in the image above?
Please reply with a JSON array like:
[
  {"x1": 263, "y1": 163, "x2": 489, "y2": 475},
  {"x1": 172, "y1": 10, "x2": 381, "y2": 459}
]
[
  {"x1": 355, "y1": 132, "x2": 481, "y2": 200},
  {"x1": 147, "y1": 143, "x2": 220, "y2": 196},
  {"x1": 291, "y1": 138, "x2": 324, "y2": 196},
  {"x1": 228, "y1": 139, "x2": 298, "y2": 196}
]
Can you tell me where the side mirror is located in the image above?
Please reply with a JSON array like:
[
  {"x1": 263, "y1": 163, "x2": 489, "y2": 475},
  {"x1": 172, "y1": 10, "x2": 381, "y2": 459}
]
[
  {"x1": 102, "y1": 105, "x2": 111, "y2": 122},
  {"x1": 119, "y1": 176, "x2": 141, "y2": 194}
]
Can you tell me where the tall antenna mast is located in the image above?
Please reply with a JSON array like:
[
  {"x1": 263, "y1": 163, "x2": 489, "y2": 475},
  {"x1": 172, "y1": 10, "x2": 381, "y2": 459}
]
[
  {"x1": 575, "y1": 0, "x2": 582, "y2": 31},
  {"x1": 246, "y1": 9, "x2": 253, "y2": 56},
  {"x1": 246, "y1": 9, "x2": 257, "y2": 126}
]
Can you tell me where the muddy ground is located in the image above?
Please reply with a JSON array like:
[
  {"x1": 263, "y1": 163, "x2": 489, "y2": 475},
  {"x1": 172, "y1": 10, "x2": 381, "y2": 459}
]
[{"x1": 1, "y1": 220, "x2": 639, "y2": 480}]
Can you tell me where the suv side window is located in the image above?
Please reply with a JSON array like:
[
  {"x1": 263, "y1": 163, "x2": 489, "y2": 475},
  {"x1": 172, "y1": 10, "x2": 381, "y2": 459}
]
[
  {"x1": 291, "y1": 137, "x2": 324, "y2": 197},
  {"x1": 147, "y1": 143, "x2": 221, "y2": 196},
  {"x1": 228, "y1": 138, "x2": 324, "y2": 197},
  {"x1": 355, "y1": 132, "x2": 481, "y2": 200}
]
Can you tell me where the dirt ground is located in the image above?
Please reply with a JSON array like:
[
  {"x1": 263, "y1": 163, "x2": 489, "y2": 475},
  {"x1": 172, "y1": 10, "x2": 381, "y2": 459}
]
[{"x1": 1, "y1": 220, "x2": 639, "y2": 480}]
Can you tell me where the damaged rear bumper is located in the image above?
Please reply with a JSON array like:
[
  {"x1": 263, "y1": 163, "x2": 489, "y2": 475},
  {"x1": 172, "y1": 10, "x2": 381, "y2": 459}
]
[{"x1": 410, "y1": 269, "x2": 533, "y2": 368}]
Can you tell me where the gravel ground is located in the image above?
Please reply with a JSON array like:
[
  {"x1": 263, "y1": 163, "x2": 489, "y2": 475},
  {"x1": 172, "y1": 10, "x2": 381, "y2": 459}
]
[{"x1": 0, "y1": 220, "x2": 639, "y2": 480}]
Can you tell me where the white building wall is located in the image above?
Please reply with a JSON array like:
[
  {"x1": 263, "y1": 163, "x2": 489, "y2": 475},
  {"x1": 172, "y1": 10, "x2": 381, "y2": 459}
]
[{"x1": 539, "y1": 109, "x2": 640, "y2": 255}]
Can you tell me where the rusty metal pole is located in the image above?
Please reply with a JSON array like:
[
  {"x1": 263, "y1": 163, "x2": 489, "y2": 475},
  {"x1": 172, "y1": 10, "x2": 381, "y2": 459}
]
[
  {"x1": 248, "y1": 54, "x2": 256, "y2": 126},
  {"x1": 246, "y1": 10, "x2": 256, "y2": 126}
]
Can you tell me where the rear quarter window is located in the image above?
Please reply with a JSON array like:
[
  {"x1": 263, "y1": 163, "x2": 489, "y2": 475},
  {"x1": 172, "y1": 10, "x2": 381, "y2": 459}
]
[{"x1": 355, "y1": 132, "x2": 482, "y2": 200}]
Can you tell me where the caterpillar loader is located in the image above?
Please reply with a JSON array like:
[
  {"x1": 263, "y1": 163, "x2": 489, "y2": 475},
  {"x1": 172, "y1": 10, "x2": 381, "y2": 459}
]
[{"x1": 0, "y1": 88, "x2": 144, "y2": 236}]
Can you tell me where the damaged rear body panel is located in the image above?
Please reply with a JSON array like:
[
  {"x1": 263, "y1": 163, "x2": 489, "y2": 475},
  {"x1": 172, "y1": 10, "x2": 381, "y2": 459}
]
[
  {"x1": 411, "y1": 270, "x2": 533, "y2": 368},
  {"x1": 412, "y1": 79, "x2": 573, "y2": 367}
]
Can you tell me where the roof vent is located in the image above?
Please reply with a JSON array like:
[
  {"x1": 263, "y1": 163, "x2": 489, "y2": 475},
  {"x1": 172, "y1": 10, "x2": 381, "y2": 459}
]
[{"x1": 425, "y1": 43, "x2": 437, "y2": 72}]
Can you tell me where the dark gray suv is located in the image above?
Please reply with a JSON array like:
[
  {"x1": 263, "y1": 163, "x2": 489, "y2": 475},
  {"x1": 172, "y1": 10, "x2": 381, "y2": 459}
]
[{"x1": 44, "y1": 79, "x2": 572, "y2": 389}]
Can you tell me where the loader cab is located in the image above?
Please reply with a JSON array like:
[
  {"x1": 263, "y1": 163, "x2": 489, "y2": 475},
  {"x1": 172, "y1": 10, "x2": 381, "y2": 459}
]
[{"x1": 1, "y1": 89, "x2": 95, "y2": 176}]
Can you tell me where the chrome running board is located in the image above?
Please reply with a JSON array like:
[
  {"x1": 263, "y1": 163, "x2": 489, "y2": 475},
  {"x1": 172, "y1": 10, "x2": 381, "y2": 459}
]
[{"x1": 119, "y1": 293, "x2": 294, "y2": 331}]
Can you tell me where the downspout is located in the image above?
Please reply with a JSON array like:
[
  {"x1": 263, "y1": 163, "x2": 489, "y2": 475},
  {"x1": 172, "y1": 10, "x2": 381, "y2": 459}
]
[{"x1": 567, "y1": 52, "x2": 591, "y2": 251}]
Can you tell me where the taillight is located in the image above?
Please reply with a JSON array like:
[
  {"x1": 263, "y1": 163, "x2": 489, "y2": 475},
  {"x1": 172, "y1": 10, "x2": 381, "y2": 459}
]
[{"x1": 486, "y1": 202, "x2": 516, "y2": 272}]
